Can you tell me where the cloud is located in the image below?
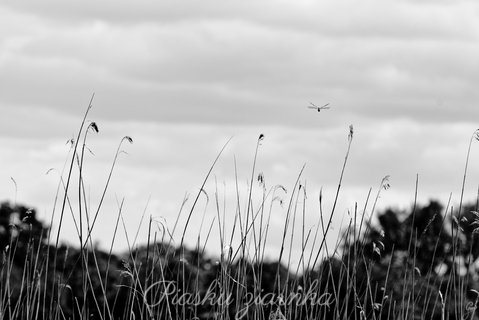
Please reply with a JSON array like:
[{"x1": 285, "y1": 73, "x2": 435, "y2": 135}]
[
  {"x1": 1, "y1": 1, "x2": 478, "y2": 128},
  {"x1": 3, "y1": 1, "x2": 477, "y2": 40},
  {"x1": 2, "y1": 1, "x2": 479, "y2": 258},
  {"x1": 2, "y1": 112, "x2": 479, "y2": 257}
]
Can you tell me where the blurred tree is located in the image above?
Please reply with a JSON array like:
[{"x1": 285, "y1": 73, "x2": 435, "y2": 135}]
[
  {"x1": 0, "y1": 201, "x2": 48, "y2": 255},
  {"x1": 334, "y1": 200, "x2": 479, "y2": 320},
  {"x1": 0, "y1": 202, "x2": 50, "y2": 319}
]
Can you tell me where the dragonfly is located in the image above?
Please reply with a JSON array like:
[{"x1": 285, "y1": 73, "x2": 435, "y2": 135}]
[{"x1": 307, "y1": 102, "x2": 330, "y2": 112}]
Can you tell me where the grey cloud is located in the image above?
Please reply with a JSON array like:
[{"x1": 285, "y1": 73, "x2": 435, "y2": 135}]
[
  {"x1": 2, "y1": 1, "x2": 477, "y2": 41},
  {"x1": 1, "y1": 1, "x2": 478, "y2": 129},
  {"x1": 3, "y1": 0, "x2": 479, "y2": 259}
]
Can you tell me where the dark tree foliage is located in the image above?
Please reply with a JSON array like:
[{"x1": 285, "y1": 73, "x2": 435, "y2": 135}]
[
  {"x1": 0, "y1": 201, "x2": 47, "y2": 256},
  {"x1": 4, "y1": 200, "x2": 479, "y2": 320},
  {"x1": 0, "y1": 202, "x2": 50, "y2": 317},
  {"x1": 328, "y1": 200, "x2": 479, "y2": 320}
]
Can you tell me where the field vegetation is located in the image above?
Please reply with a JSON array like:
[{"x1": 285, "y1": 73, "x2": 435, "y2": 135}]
[{"x1": 1, "y1": 103, "x2": 479, "y2": 320}]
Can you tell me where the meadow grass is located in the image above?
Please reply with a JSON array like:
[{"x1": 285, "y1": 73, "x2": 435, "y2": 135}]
[{"x1": 1, "y1": 102, "x2": 479, "y2": 320}]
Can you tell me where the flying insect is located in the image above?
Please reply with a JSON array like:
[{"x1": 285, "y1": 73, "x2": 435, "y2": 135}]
[{"x1": 307, "y1": 102, "x2": 330, "y2": 112}]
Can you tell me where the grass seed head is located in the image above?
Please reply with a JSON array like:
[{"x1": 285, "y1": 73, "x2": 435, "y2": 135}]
[
  {"x1": 123, "y1": 136, "x2": 133, "y2": 144},
  {"x1": 89, "y1": 121, "x2": 99, "y2": 133},
  {"x1": 258, "y1": 172, "x2": 264, "y2": 185},
  {"x1": 348, "y1": 124, "x2": 354, "y2": 141}
]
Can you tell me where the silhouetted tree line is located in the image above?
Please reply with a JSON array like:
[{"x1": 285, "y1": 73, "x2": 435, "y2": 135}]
[
  {"x1": 314, "y1": 200, "x2": 479, "y2": 320},
  {"x1": 1, "y1": 200, "x2": 479, "y2": 319}
]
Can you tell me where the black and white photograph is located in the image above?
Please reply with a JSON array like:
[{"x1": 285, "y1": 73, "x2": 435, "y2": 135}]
[{"x1": 1, "y1": 1, "x2": 479, "y2": 319}]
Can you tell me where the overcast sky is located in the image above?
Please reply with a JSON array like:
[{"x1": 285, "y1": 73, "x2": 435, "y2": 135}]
[{"x1": 1, "y1": 0, "x2": 479, "y2": 263}]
